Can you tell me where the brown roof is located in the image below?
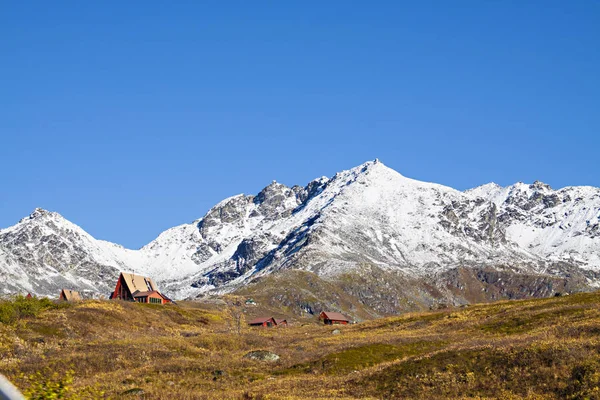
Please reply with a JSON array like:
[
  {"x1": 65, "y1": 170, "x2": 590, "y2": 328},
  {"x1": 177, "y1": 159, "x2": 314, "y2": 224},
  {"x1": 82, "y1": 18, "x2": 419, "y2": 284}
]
[
  {"x1": 275, "y1": 319, "x2": 287, "y2": 324},
  {"x1": 320, "y1": 311, "x2": 349, "y2": 321},
  {"x1": 248, "y1": 317, "x2": 276, "y2": 325},
  {"x1": 120, "y1": 272, "x2": 158, "y2": 294},
  {"x1": 60, "y1": 289, "x2": 81, "y2": 301}
]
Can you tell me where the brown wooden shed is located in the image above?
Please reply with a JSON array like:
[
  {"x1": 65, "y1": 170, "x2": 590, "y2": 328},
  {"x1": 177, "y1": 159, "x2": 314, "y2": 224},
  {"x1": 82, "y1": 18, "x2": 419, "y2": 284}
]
[
  {"x1": 248, "y1": 317, "x2": 277, "y2": 328},
  {"x1": 59, "y1": 289, "x2": 81, "y2": 302},
  {"x1": 319, "y1": 311, "x2": 350, "y2": 325}
]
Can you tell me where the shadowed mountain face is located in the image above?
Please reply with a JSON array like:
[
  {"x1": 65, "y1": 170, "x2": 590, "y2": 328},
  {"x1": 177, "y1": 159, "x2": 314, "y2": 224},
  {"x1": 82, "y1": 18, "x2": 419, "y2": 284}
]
[{"x1": 1, "y1": 160, "x2": 599, "y2": 315}]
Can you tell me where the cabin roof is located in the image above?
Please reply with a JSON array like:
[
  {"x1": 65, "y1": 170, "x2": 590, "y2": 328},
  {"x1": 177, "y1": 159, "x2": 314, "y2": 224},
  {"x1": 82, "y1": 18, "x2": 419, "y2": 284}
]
[
  {"x1": 275, "y1": 319, "x2": 287, "y2": 324},
  {"x1": 61, "y1": 289, "x2": 81, "y2": 301},
  {"x1": 320, "y1": 311, "x2": 349, "y2": 321},
  {"x1": 120, "y1": 272, "x2": 158, "y2": 294},
  {"x1": 248, "y1": 316, "x2": 276, "y2": 325}
]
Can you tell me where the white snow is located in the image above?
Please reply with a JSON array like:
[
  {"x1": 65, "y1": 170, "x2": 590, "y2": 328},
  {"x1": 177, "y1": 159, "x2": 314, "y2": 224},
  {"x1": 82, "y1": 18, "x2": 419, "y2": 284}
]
[{"x1": 2, "y1": 161, "x2": 600, "y2": 298}]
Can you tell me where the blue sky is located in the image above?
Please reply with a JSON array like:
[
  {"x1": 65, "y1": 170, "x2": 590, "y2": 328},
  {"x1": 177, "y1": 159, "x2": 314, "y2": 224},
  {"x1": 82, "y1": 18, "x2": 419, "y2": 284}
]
[{"x1": 1, "y1": 1, "x2": 599, "y2": 248}]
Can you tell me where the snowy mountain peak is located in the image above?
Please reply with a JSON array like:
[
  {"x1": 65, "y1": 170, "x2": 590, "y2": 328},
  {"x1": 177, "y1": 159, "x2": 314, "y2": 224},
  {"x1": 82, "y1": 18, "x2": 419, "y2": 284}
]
[
  {"x1": 328, "y1": 160, "x2": 408, "y2": 189},
  {"x1": 6, "y1": 208, "x2": 76, "y2": 236},
  {"x1": 464, "y1": 183, "x2": 505, "y2": 205},
  {"x1": 465, "y1": 182, "x2": 502, "y2": 194},
  {"x1": 1, "y1": 160, "x2": 599, "y2": 302},
  {"x1": 353, "y1": 158, "x2": 388, "y2": 174},
  {"x1": 530, "y1": 180, "x2": 552, "y2": 192},
  {"x1": 21, "y1": 207, "x2": 62, "y2": 223},
  {"x1": 29, "y1": 207, "x2": 52, "y2": 219}
]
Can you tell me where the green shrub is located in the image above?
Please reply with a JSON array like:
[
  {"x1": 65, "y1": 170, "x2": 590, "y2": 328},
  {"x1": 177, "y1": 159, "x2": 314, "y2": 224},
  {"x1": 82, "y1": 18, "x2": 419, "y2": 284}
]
[
  {"x1": 0, "y1": 295, "x2": 70, "y2": 324},
  {"x1": 0, "y1": 301, "x2": 18, "y2": 323}
]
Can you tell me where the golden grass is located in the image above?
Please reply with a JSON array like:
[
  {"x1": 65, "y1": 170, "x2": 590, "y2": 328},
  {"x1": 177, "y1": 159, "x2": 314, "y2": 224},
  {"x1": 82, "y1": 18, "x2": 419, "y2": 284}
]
[{"x1": 1, "y1": 292, "x2": 600, "y2": 399}]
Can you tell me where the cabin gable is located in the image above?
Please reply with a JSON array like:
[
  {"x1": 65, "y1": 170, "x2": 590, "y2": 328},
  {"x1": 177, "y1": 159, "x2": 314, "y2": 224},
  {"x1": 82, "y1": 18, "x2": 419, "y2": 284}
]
[
  {"x1": 113, "y1": 274, "x2": 132, "y2": 301},
  {"x1": 112, "y1": 272, "x2": 171, "y2": 305}
]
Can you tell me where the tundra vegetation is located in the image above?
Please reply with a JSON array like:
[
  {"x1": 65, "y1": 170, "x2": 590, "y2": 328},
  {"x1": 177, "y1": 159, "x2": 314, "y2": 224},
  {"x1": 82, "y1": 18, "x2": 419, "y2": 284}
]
[{"x1": 1, "y1": 292, "x2": 600, "y2": 399}]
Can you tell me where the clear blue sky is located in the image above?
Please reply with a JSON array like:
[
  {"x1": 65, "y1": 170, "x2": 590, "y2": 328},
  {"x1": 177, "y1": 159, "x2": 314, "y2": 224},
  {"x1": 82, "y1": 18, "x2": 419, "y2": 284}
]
[{"x1": 1, "y1": 1, "x2": 599, "y2": 248}]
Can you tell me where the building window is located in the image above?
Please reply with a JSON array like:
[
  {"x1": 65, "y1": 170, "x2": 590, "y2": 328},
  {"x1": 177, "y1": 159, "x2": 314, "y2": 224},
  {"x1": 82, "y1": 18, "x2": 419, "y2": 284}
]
[{"x1": 150, "y1": 297, "x2": 161, "y2": 304}]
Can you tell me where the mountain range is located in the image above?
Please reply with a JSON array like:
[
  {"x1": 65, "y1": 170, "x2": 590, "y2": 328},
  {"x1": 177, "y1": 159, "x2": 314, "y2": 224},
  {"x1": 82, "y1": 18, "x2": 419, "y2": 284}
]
[{"x1": 2, "y1": 160, "x2": 599, "y2": 316}]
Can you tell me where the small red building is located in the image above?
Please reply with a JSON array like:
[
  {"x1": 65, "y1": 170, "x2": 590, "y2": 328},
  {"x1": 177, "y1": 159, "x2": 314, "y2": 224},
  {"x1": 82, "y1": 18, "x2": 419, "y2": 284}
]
[
  {"x1": 111, "y1": 272, "x2": 172, "y2": 305},
  {"x1": 319, "y1": 311, "x2": 350, "y2": 325},
  {"x1": 133, "y1": 290, "x2": 171, "y2": 304},
  {"x1": 275, "y1": 319, "x2": 288, "y2": 327},
  {"x1": 25, "y1": 293, "x2": 33, "y2": 299},
  {"x1": 248, "y1": 317, "x2": 277, "y2": 327}
]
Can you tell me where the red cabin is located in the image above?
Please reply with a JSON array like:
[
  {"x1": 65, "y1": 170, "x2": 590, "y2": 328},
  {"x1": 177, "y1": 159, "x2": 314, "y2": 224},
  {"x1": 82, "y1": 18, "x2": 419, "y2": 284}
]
[
  {"x1": 275, "y1": 319, "x2": 288, "y2": 327},
  {"x1": 111, "y1": 272, "x2": 172, "y2": 305},
  {"x1": 319, "y1": 311, "x2": 350, "y2": 325},
  {"x1": 248, "y1": 317, "x2": 277, "y2": 328}
]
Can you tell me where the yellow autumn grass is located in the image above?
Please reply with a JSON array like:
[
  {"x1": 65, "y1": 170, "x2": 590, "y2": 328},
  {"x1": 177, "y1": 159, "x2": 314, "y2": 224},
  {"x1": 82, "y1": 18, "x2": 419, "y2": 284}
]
[{"x1": 1, "y1": 292, "x2": 600, "y2": 399}]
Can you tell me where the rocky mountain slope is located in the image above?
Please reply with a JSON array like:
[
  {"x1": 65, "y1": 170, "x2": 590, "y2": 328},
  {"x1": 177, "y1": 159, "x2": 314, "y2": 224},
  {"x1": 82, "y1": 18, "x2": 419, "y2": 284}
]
[{"x1": 1, "y1": 160, "x2": 599, "y2": 313}]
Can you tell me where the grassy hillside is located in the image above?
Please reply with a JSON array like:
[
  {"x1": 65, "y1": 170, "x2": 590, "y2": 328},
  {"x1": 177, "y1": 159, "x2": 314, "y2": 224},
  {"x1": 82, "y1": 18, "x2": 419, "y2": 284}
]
[
  {"x1": 1, "y1": 292, "x2": 600, "y2": 399},
  {"x1": 233, "y1": 267, "x2": 591, "y2": 319}
]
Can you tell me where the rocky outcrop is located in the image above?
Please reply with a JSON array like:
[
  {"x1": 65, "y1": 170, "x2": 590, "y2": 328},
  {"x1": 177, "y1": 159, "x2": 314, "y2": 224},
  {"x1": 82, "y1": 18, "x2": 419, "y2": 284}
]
[{"x1": 243, "y1": 350, "x2": 280, "y2": 362}]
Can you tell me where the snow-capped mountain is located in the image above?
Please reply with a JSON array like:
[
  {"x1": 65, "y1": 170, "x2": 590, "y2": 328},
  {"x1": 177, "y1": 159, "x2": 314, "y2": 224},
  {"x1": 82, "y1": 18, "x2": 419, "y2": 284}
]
[
  {"x1": 1, "y1": 160, "x2": 599, "y2": 309},
  {"x1": 0, "y1": 208, "x2": 135, "y2": 296},
  {"x1": 466, "y1": 180, "x2": 600, "y2": 268}
]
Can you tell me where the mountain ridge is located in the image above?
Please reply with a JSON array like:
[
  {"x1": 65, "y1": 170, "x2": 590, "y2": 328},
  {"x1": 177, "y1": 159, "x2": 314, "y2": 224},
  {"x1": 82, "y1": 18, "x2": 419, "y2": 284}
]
[{"x1": 1, "y1": 160, "x2": 599, "y2": 313}]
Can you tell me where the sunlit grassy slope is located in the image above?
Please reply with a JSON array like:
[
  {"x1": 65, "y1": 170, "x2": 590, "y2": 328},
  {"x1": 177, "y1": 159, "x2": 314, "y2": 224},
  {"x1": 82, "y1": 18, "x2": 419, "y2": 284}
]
[{"x1": 1, "y1": 291, "x2": 600, "y2": 399}]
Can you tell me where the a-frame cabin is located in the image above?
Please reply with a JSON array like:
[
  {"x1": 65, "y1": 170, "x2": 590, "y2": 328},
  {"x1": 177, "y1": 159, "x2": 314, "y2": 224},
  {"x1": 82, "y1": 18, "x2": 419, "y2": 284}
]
[{"x1": 111, "y1": 272, "x2": 172, "y2": 305}]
